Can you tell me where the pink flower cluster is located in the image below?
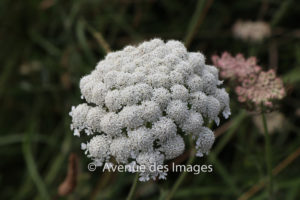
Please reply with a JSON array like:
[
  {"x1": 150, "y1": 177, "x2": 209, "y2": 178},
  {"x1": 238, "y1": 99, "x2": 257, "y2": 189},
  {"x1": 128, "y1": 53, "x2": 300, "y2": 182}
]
[
  {"x1": 212, "y1": 52, "x2": 285, "y2": 108},
  {"x1": 212, "y1": 52, "x2": 261, "y2": 81}
]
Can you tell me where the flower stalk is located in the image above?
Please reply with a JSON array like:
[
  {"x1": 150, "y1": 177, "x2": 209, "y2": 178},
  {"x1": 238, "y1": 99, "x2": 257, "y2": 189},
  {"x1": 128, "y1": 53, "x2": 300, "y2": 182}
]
[
  {"x1": 261, "y1": 104, "x2": 273, "y2": 199},
  {"x1": 166, "y1": 137, "x2": 196, "y2": 200},
  {"x1": 126, "y1": 173, "x2": 139, "y2": 200}
]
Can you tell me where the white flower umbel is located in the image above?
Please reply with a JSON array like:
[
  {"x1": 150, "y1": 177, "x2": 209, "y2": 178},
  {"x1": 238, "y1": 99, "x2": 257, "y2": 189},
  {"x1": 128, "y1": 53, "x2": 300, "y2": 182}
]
[{"x1": 69, "y1": 38, "x2": 231, "y2": 181}]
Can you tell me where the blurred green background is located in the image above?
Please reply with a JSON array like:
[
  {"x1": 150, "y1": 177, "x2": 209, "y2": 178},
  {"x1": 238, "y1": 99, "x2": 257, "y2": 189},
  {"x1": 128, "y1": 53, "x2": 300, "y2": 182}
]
[{"x1": 1, "y1": 0, "x2": 300, "y2": 199}]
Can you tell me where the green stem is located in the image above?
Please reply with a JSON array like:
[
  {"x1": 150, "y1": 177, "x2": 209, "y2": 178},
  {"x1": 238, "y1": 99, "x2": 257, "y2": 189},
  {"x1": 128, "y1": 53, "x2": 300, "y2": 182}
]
[
  {"x1": 126, "y1": 173, "x2": 139, "y2": 200},
  {"x1": 261, "y1": 105, "x2": 273, "y2": 199},
  {"x1": 184, "y1": 0, "x2": 207, "y2": 47},
  {"x1": 166, "y1": 138, "x2": 196, "y2": 200},
  {"x1": 270, "y1": 0, "x2": 293, "y2": 28}
]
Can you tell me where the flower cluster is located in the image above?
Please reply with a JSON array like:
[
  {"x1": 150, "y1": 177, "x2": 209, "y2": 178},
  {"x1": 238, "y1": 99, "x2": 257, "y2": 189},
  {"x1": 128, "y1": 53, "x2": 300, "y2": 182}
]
[
  {"x1": 212, "y1": 52, "x2": 285, "y2": 109},
  {"x1": 211, "y1": 52, "x2": 261, "y2": 81},
  {"x1": 70, "y1": 39, "x2": 230, "y2": 181},
  {"x1": 232, "y1": 20, "x2": 271, "y2": 42}
]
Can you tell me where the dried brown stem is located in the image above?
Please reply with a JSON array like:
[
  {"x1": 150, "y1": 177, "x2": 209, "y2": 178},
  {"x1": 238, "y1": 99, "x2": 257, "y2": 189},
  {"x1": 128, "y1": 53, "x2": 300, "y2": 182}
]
[
  {"x1": 238, "y1": 146, "x2": 300, "y2": 200},
  {"x1": 58, "y1": 153, "x2": 78, "y2": 196}
]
